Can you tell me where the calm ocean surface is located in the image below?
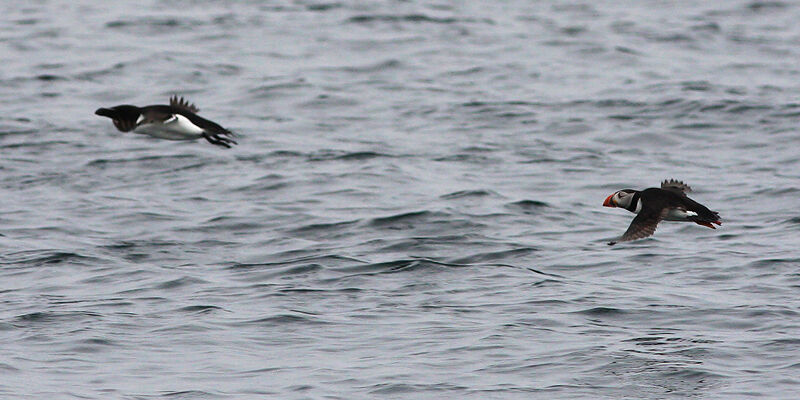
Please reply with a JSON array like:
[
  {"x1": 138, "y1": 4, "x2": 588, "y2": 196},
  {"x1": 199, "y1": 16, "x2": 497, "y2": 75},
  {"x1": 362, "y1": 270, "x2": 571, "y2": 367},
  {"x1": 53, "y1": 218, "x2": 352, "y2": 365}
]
[{"x1": 1, "y1": 1, "x2": 799, "y2": 398}]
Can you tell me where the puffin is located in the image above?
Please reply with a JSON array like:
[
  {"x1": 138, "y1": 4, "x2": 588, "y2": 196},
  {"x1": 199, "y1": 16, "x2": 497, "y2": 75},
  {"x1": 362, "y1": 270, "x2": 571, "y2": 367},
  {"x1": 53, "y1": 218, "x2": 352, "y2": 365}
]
[
  {"x1": 95, "y1": 96, "x2": 237, "y2": 148},
  {"x1": 603, "y1": 179, "x2": 721, "y2": 245}
]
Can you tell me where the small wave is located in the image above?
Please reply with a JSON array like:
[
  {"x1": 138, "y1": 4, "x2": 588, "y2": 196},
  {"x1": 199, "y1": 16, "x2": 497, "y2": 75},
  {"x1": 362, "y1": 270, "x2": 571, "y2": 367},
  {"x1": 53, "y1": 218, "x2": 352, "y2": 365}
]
[
  {"x1": 347, "y1": 14, "x2": 467, "y2": 24},
  {"x1": 603, "y1": 97, "x2": 777, "y2": 123},
  {"x1": 300, "y1": 94, "x2": 359, "y2": 109},
  {"x1": 287, "y1": 219, "x2": 360, "y2": 236},
  {"x1": 374, "y1": 235, "x2": 470, "y2": 252},
  {"x1": 614, "y1": 46, "x2": 642, "y2": 55},
  {"x1": 0, "y1": 140, "x2": 72, "y2": 150},
  {"x1": 306, "y1": 3, "x2": 342, "y2": 12},
  {"x1": 0, "y1": 250, "x2": 96, "y2": 267},
  {"x1": 177, "y1": 305, "x2": 225, "y2": 314},
  {"x1": 70, "y1": 337, "x2": 116, "y2": 354},
  {"x1": 333, "y1": 59, "x2": 403, "y2": 73},
  {"x1": 671, "y1": 123, "x2": 722, "y2": 130},
  {"x1": 242, "y1": 313, "x2": 328, "y2": 326},
  {"x1": 34, "y1": 74, "x2": 65, "y2": 81},
  {"x1": 682, "y1": 80, "x2": 713, "y2": 92},
  {"x1": 229, "y1": 254, "x2": 365, "y2": 271},
  {"x1": 368, "y1": 210, "x2": 438, "y2": 227},
  {"x1": 440, "y1": 189, "x2": 498, "y2": 199},
  {"x1": 784, "y1": 217, "x2": 800, "y2": 225},
  {"x1": 87, "y1": 154, "x2": 197, "y2": 168},
  {"x1": 115, "y1": 212, "x2": 180, "y2": 225},
  {"x1": 307, "y1": 150, "x2": 392, "y2": 161},
  {"x1": 461, "y1": 100, "x2": 536, "y2": 108},
  {"x1": 726, "y1": 104, "x2": 772, "y2": 113},
  {"x1": 457, "y1": 101, "x2": 538, "y2": 121},
  {"x1": 589, "y1": 99, "x2": 647, "y2": 108},
  {"x1": 753, "y1": 187, "x2": 800, "y2": 196},
  {"x1": 433, "y1": 154, "x2": 495, "y2": 162},
  {"x1": 329, "y1": 258, "x2": 455, "y2": 275},
  {"x1": 247, "y1": 81, "x2": 312, "y2": 98},
  {"x1": 447, "y1": 248, "x2": 538, "y2": 264},
  {"x1": 623, "y1": 335, "x2": 717, "y2": 347},
  {"x1": 268, "y1": 150, "x2": 304, "y2": 158},
  {"x1": 231, "y1": 180, "x2": 290, "y2": 193},
  {"x1": 445, "y1": 66, "x2": 484, "y2": 76},
  {"x1": 104, "y1": 17, "x2": 200, "y2": 33},
  {"x1": 161, "y1": 390, "x2": 225, "y2": 399},
  {"x1": 191, "y1": 62, "x2": 242, "y2": 77},
  {"x1": 195, "y1": 216, "x2": 268, "y2": 233},
  {"x1": 573, "y1": 306, "x2": 628, "y2": 316},
  {"x1": 504, "y1": 200, "x2": 549, "y2": 214},
  {"x1": 747, "y1": 1, "x2": 788, "y2": 12},
  {"x1": 73, "y1": 62, "x2": 126, "y2": 81},
  {"x1": 769, "y1": 104, "x2": 800, "y2": 118},
  {"x1": 156, "y1": 276, "x2": 209, "y2": 290},
  {"x1": 368, "y1": 382, "x2": 465, "y2": 395},
  {"x1": 14, "y1": 310, "x2": 102, "y2": 325},
  {"x1": 0, "y1": 362, "x2": 20, "y2": 372},
  {"x1": 260, "y1": 264, "x2": 325, "y2": 280},
  {"x1": 746, "y1": 258, "x2": 800, "y2": 268}
]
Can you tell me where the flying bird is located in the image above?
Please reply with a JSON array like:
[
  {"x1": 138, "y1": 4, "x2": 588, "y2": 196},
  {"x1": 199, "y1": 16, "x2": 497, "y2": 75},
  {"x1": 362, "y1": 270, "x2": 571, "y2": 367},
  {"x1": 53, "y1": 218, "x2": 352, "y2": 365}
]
[
  {"x1": 95, "y1": 96, "x2": 237, "y2": 148},
  {"x1": 603, "y1": 179, "x2": 721, "y2": 245}
]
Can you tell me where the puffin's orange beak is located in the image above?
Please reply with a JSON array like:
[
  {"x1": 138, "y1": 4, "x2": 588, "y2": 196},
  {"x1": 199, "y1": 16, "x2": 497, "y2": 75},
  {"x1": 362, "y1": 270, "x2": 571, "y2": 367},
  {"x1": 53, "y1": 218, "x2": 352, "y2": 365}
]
[{"x1": 603, "y1": 194, "x2": 615, "y2": 207}]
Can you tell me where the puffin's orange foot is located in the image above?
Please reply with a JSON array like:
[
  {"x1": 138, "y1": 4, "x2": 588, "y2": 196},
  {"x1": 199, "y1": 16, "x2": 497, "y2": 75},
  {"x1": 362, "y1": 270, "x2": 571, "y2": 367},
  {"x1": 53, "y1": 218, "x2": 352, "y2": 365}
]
[{"x1": 695, "y1": 221, "x2": 716, "y2": 229}]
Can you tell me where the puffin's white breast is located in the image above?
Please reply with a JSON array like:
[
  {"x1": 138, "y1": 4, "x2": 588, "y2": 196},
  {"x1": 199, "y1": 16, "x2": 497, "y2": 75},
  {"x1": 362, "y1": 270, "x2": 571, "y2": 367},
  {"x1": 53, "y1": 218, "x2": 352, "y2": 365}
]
[{"x1": 664, "y1": 208, "x2": 698, "y2": 221}]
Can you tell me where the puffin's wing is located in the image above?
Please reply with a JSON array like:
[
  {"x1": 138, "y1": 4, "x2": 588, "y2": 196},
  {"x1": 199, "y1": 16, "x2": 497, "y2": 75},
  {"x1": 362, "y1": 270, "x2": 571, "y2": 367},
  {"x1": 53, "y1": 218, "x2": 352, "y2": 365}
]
[
  {"x1": 169, "y1": 95, "x2": 200, "y2": 113},
  {"x1": 609, "y1": 209, "x2": 666, "y2": 245},
  {"x1": 661, "y1": 179, "x2": 692, "y2": 195}
]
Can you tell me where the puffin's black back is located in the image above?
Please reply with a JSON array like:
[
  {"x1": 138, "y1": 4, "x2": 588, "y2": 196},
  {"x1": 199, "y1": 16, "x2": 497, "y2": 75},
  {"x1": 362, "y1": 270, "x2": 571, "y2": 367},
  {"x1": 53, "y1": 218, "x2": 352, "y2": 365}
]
[{"x1": 641, "y1": 187, "x2": 719, "y2": 222}]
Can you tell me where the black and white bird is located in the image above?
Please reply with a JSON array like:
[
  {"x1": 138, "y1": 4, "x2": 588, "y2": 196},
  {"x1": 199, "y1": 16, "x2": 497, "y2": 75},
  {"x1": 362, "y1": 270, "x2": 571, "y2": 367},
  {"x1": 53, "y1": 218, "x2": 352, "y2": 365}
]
[
  {"x1": 95, "y1": 96, "x2": 237, "y2": 148},
  {"x1": 603, "y1": 179, "x2": 721, "y2": 245}
]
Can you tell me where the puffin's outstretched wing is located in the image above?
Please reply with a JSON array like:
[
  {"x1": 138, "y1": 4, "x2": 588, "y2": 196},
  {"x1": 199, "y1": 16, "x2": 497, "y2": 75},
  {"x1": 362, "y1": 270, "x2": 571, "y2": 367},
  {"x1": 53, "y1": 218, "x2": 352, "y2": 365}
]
[
  {"x1": 609, "y1": 208, "x2": 666, "y2": 245},
  {"x1": 661, "y1": 179, "x2": 692, "y2": 195},
  {"x1": 169, "y1": 95, "x2": 200, "y2": 113}
]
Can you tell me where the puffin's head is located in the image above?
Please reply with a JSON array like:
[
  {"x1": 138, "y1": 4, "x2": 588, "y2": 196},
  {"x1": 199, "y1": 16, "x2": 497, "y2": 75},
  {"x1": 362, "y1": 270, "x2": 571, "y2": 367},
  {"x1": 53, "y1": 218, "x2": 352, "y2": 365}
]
[
  {"x1": 603, "y1": 189, "x2": 636, "y2": 208},
  {"x1": 95, "y1": 105, "x2": 142, "y2": 132}
]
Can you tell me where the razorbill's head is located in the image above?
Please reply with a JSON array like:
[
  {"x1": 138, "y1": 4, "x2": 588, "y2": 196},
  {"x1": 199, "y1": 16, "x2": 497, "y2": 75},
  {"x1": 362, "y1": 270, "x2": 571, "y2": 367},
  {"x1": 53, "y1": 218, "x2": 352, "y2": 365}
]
[{"x1": 95, "y1": 105, "x2": 142, "y2": 132}]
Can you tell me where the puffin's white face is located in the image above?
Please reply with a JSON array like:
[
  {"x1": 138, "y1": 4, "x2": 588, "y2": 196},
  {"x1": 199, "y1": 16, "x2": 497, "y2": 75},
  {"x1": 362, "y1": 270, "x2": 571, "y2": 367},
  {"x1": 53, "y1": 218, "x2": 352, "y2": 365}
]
[
  {"x1": 604, "y1": 189, "x2": 640, "y2": 212},
  {"x1": 614, "y1": 190, "x2": 636, "y2": 208}
]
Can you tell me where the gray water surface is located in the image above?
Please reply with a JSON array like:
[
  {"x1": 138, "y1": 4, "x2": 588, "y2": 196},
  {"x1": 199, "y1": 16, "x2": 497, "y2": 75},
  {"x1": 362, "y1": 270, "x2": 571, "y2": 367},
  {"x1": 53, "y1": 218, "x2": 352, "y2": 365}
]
[{"x1": 1, "y1": 1, "x2": 799, "y2": 399}]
